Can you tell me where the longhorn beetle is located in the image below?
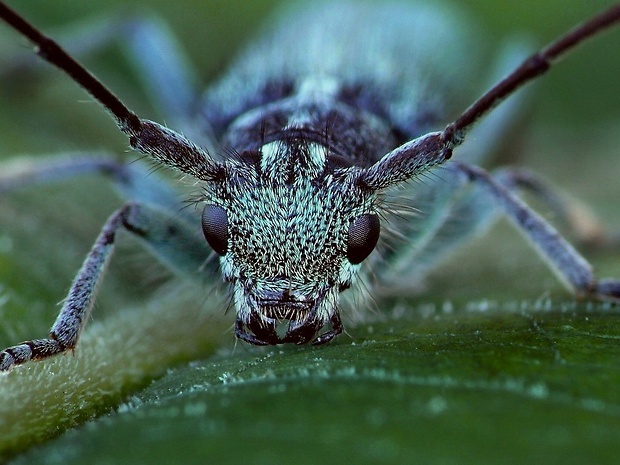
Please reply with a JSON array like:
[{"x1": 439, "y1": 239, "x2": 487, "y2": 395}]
[{"x1": 0, "y1": 1, "x2": 619, "y2": 371}]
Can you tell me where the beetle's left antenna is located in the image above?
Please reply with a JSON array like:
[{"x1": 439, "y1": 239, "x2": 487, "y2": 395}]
[
  {"x1": 0, "y1": 1, "x2": 220, "y2": 181},
  {"x1": 443, "y1": 3, "x2": 620, "y2": 147},
  {"x1": 360, "y1": 3, "x2": 620, "y2": 190}
]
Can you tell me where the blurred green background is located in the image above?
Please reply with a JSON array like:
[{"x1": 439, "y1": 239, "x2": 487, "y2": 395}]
[{"x1": 0, "y1": 1, "x2": 619, "y2": 464}]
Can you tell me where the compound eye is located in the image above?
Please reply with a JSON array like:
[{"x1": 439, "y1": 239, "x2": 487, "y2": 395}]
[
  {"x1": 346, "y1": 213, "x2": 380, "y2": 265},
  {"x1": 201, "y1": 204, "x2": 229, "y2": 255}
]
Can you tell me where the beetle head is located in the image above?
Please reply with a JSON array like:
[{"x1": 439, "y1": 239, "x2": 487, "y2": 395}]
[{"x1": 201, "y1": 139, "x2": 380, "y2": 345}]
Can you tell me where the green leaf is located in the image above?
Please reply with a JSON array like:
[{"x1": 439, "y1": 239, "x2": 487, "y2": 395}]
[{"x1": 8, "y1": 301, "x2": 620, "y2": 465}]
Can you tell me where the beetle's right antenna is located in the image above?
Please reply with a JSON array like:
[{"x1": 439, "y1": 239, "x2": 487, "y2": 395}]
[{"x1": 0, "y1": 1, "x2": 220, "y2": 181}]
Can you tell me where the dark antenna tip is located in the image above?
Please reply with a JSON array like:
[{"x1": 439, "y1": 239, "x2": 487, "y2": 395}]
[
  {"x1": 0, "y1": 1, "x2": 141, "y2": 135},
  {"x1": 444, "y1": 3, "x2": 620, "y2": 148}
]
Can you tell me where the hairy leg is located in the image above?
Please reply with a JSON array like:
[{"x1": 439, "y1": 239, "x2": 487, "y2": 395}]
[
  {"x1": 0, "y1": 199, "x2": 213, "y2": 371},
  {"x1": 379, "y1": 162, "x2": 619, "y2": 300}
]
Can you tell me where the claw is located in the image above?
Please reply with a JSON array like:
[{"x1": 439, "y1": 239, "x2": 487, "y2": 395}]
[{"x1": 594, "y1": 279, "x2": 620, "y2": 302}]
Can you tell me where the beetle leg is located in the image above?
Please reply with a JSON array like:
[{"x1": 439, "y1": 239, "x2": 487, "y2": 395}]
[
  {"x1": 455, "y1": 162, "x2": 620, "y2": 301},
  {"x1": 0, "y1": 200, "x2": 215, "y2": 371},
  {"x1": 380, "y1": 162, "x2": 619, "y2": 301}
]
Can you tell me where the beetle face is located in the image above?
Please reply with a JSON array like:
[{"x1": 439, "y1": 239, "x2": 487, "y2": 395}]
[{"x1": 201, "y1": 139, "x2": 380, "y2": 344}]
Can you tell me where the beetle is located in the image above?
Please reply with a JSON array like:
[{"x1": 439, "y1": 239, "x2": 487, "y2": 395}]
[{"x1": 0, "y1": 0, "x2": 619, "y2": 370}]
